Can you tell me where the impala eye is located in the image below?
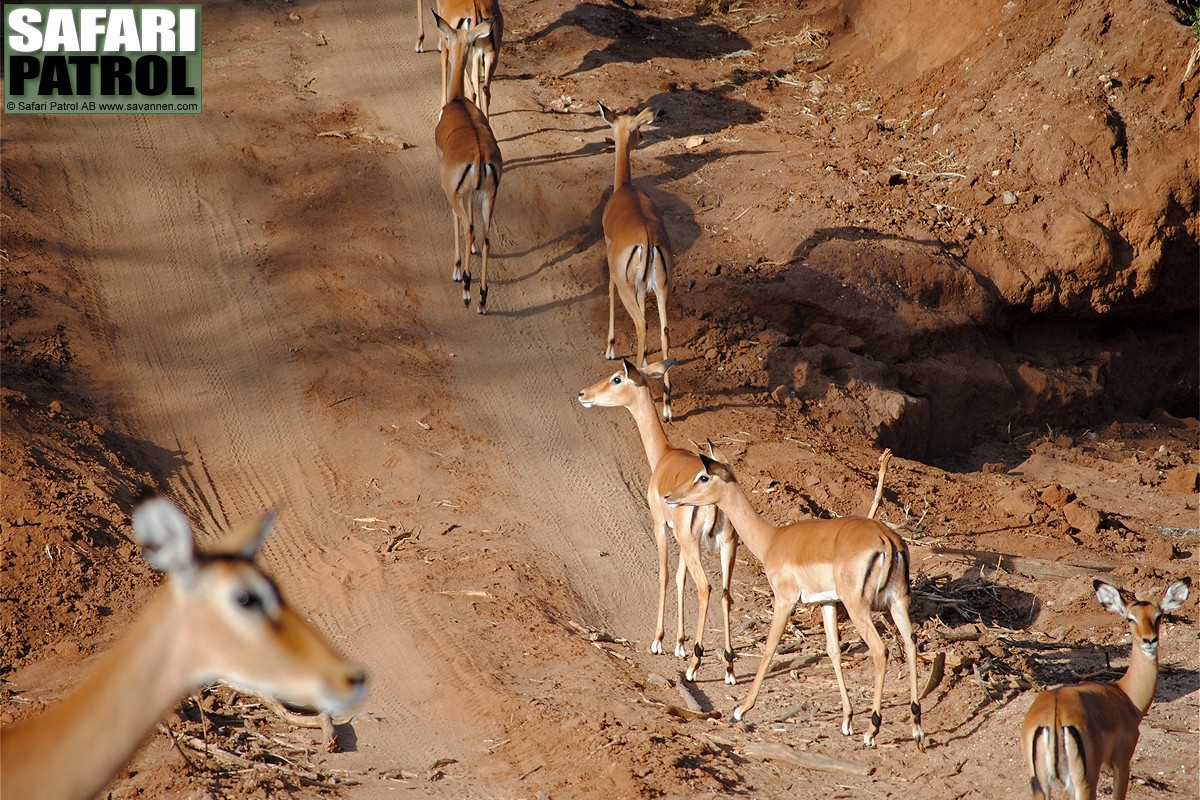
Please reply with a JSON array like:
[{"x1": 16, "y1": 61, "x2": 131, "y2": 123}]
[
  {"x1": 698, "y1": 475, "x2": 710, "y2": 483},
  {"x1": 611, "y1": 376, "x2": 622, "y2": 385},
  {"x1": 236, "y1": 590, "x2": 265, "y2": 612}
]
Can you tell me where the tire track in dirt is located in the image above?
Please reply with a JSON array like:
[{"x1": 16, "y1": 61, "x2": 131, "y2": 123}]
[
  {"x1": 34, "y1": 0, "x2": 684, "y2": 793},
  {"x1": 316, "y1": 0, "x2": 669, "y2": 638}
]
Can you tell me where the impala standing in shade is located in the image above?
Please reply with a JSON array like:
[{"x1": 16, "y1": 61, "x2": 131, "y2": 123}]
[
  {"x1": 598, "y1": 103, "x2": 674, "y2": 420},
  {"x1": 434, "y1": 13, "x2": 502, "y2": 313},
  {"x1": 415, "y1": 0, "x2": 503, "y2": 118}
]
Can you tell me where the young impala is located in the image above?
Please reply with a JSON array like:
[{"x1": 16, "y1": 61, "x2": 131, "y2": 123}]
[
  {"x1": 415, "y1": 0, "x2": 503, "y2": 118},
  {"x1": 0, "y1": 498, "x2": 366, "y2": 800},
  {"x1": 665, "y1": 452, "x2": 925, "y2": 748},
  {"x1": 434, "y1": 13, "x2": 502, "y2": 313},
  {"x1": 598, "y1": 104, "x2": 674, "y2": 420},
  {"x1": 1021, "y1": 578, "x2": 1190, "y2": 800},
  {"x1": 578, "y1": 359, "x2": 738, "y2": 684}
]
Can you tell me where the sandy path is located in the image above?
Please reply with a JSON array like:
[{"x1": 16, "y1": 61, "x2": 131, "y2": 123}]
[{"x1": 34, "y1": 0, "x2": 669, "y2": 794}]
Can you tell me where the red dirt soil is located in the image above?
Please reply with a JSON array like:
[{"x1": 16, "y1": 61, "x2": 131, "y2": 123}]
[{"x1": 2, "y1": 0, "x2": 1197, "y2": 798}]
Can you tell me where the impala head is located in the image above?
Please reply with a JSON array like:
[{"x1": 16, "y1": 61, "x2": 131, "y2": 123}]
[
  {"x1": 577, "y1": 358, "x2": 674, "y2": 409},
  {"x1": 664, "y1": 451, "x2": 736, "y2": 508},
  {"x1": 133, "y1": 498, "x2": 367, "y2": 714},
  {"x1": 1094, "y1": 577, "x2": 1190, "y2": 659},
  {"x1": 433, "y1": 11, "x2": 494, "y2": 77},
  {"x1": 598, "y1": 103, "x2": 657, "y2": 150}
]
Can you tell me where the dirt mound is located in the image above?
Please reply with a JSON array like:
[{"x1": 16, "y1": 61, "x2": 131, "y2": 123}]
[{"x1": 660, "y1": 0, "x2": 1200, "y2": 456}]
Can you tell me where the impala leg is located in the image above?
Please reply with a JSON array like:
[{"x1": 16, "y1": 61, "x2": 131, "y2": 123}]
[
  {"x1": 450, "y1": 204, "x2": 464, "y2": 283},
  {"x1": 847, "y1": 605, "x2": 889, "y2": 748},
  {"x1": 605, "y1": 274, "x2": 618, "y2": 360},
  {"x1": 477, "y1": 192, "x2": 494, "y2": 314},
  {"x1": 719, "y1": 525, "x2": 737, "y2": 685},
  {"x1": 674, "y1": 540, "x2": 688, "y2": 658},
  {"x1": 649, "y1": 505, "x2": 669, "y2": 655},
  {"x1": 479, "y1": 49, "x2": 494, "y2": 118},
  {"x1": 440, "y1": 45, "x2": 449, "y2": 107},
  {"x1": 414, "y1": 0, "x2": 426, "y2": 52},
  {"x1": 1111, "y1": 760, "x2": 1132, "y2": 800},
  {"x1": 460, "y1": 196, "x2": 475, "y2": 307},
  {"x1": 655, "y1": 284, "x2": 672, "y2": 421},
  {"x1": 734, "y1": 593, "x2": 794, "y2": 721},
  {"x1": 632, "y1": 287, "x2": 648, "y2": 370},
  {"x1": 683, "y1": 541, "x2": 711, "y2": 682},
  {"x1": 822, "y1": 603, "x2": 854, "y2": 737},
  {"x1": 889, "y1": 598, "x2": 925, "y2": 748}
]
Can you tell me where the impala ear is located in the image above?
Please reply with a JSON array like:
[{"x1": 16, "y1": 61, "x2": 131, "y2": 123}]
[
  {"x1": 598, "y1": 103, "x2": 617, "y2": 126},
  {"x1": 619, "y1": 357, "x2": 643, "y2": 384},
  {"x1": 1094, "y1": 580, "x2": 1129, "y2": 617},
  {"x1": 215, "y1": 510, "x2": 277, "y2": 561},
  {"x1": 133, "y1": 498, "x2": 198, "y2": 580},
  {"x1": 699, "y1": 452, "x2": 734, "y2": 481},
  {"x1": 634, "y1": 106, "x2": 657, "y2": 127},
  {"x1": 706, "y1": 438, "x2": 732, "y2": 465},
  {"x1": 1159, "y1": 577, "x2": 1191, "y2": 614},
  {"x1": 641, "y1": 357, "x2": 675, "y2": 379},
  {"x1": 433, "y1": 10, "x2": 453, "y2": 38},
  {"x1": 467, "y1": 17, "x2": 494, "y2": 44}
]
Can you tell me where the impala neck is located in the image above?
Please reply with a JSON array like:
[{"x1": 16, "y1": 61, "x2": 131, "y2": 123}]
[
  {"x1": 1115, "y1": 643, "x2": 1160, "y2": 715},
  {"x1": 1, "y1": 586, "x2": 197, "y2": 800},
  {"x1": 627, "y1": 386, "x2": 671, "y2": 470},
  {"x1": 447, "y1": 41, "x2": 468, "y2": 102},
  {"x1": 712, "y1": 482, "x2": 777, "y2": 564},
  {"x1": 613, "y1": 136, "x2": 632, "y2": 191}
]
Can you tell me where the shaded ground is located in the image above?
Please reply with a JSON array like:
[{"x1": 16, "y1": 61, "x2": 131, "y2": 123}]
[{"x1": 2, "y1": 0, "x2": 1197, "y2": 798}]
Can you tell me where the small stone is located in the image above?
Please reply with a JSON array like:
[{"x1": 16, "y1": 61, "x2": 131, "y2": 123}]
[
  {"x1": 49, "y1": 400, "x2": 64, "y2": 414},
  {"x1": 1040, "y1": 483, "x2": 1074, "y2": 509},
  {"x1": 975, "y1": 190, "x2": 994, "y2": 205},
  {"x1": 757, "y1": 329, "x2": 788, "y2": 348},
  {"x1": 982, "y1": 462, "x2": 1006, "y2": 474},
  {"x1": 1163, "y1": 465, "x2": 1199, "y2": 493},
  {"x1": 704, "y1": 348, "x2": 719, "y2": 360},
  {"x1": 771, "y1": 385, "x2": 791, "y2": 405},
  {"x1": 1062, "y1": 500, "x2": 1102, "y2": 536},
  {"x1": 999, "y1": 487, "x2": 1037, "y2": 520},
  {"x1": 1001, "y1": 191, "x2": 1019, "y2": 205},
  {"x1": 684, "y1": 135, "x2": 705, "y2": 149},
  {"x1": 647, "y1": 672, "x2": 673, "y2": 688}
]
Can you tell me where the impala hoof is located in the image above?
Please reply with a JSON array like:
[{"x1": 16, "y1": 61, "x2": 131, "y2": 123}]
[
  {"x1": 725, "y1": 672, "x2": 737, "y2": 685},
  {"x1": 674, "y1": 642, "x2": 688, "y2": 658},
  {"x1": 841, "y1": 720, "x2": 854, "y2": 737},
  {"x1": 684, "y1": 666, "x2": 697, "y2": 682},
  {"x1": 650, "y1": 639, "x2": 664, "y2": 655},
  {"x1": 862, "y1": 732, "x2": 877, "y2": 748},
  {"x1": 732, "y1": 706, "x2": 746, "y2": 722},
  {"x1": 605, "y1": 345, "x2": 616, "y2": 360},
  {"x1": 913, "y1": 726, "x2": 927, "y2": 751}
]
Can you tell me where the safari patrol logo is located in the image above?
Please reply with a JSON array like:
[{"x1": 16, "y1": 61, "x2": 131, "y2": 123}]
[{"x1": 4, "y1": 4, "x2": 201, "y2": 114}]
